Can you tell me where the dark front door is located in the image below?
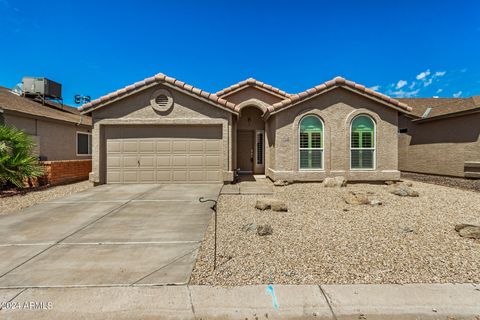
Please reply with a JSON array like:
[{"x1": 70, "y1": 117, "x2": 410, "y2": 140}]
[{"x1": 237, "y1": 130, "x2": 254, "y2": 173}]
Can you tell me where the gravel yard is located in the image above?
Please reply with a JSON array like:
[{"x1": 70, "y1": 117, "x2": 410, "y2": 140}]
[
  {"x1": 0, "y1": 181, "x2": 91, "y2": 215},
  {"x1": 191, "y1": 180, "x2": 480, "y2": 285},
  {"x1": 402, "y1": 172, "x2": 480, "y2": 192}
]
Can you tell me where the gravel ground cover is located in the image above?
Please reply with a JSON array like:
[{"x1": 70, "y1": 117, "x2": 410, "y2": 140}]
[
  {"x1": 0, "y1": 181, "x2": 91, "y2": 215},
  {"x1": 402, "y1": 172, "x2": 480, "y2": 192},
  {"x1": 191, "y1": 180, "x2": 480, "y2": 285}
]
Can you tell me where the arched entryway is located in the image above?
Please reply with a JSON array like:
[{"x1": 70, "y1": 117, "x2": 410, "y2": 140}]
[{"x1": 236, "y1": 106, "x2": 265, "y2": 174}]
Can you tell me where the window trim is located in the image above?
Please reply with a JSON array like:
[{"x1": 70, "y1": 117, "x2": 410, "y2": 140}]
[
  {"x1": 298, "y1": 115, "x2": 324, "y2": 171},
  {"x1": 255, "y1": 129, "x2": 264, "y2": 166},
  {"x1": 350, "y1": 114, "x2": 376, "y2": 171},
  {"x1": 76, "y1": 131, "x2": 92, "y2": 156}
]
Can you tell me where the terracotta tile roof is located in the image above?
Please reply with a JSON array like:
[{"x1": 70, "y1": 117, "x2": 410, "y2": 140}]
[
  {"x1": 0, "y1": 86, "x2": 91, "y2": 126},
  {"x1": 216, "y1": 78, "x2": 291, "y2": 98},
  {"x1": 80, "y1": 73, "x2": 236, "y2": 113},
  {"x1": 270, "y1": 76, "x2": 412, "y2": 113},
  {"x1": 397, "y1": 97, "x2": 480, "y2": 118}
]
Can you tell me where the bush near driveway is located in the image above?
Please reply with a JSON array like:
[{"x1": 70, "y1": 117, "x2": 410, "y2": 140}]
[{"x1": 0, "y1": 125, "x2": 43, "y2": 189}]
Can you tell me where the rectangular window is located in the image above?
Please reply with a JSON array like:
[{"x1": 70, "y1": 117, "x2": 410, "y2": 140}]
[
  {"x1": 299, "y1": 131, "x2": 323, "y2": 169},
  {"x1": 256, "y1": 131, "x2": 264, "y2": 165},
  {"x1": 77, "y1": 132, "x2": 92, "y2": 155},
  {"x1": 351, "y1": 131, "x2": 375, "y2": 169}
]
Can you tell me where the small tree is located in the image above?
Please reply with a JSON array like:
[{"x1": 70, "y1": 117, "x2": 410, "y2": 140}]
[{"x1": 0, "y1": 125, "x2": 44, "y2": 188}]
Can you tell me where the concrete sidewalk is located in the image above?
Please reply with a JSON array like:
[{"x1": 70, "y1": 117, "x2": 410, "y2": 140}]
[{"x1": 1, "y1": 283, "x2": 479, "y2": 319}]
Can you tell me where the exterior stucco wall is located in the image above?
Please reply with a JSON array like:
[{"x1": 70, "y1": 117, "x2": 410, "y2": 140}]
[
  {"x1": 91, "y1": 83, "x2": 233, "y2": 184},
  {"x1": 268, "y1": 88, "x2": 400, "y2": 181},
  {"x1": 221, "y1": 87, "x2": 285, "y2": 105},
  {"x1": 4, "y1": 112, "x2": 92, "y2": 161},
  {"x1": 398, "y1": 113, "x2": 480, "y2": 177}
]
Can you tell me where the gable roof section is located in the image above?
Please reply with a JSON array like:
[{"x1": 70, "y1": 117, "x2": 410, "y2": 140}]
[
  {"x1": 216, "y1": 78, "x2": 291, "y2": 99},
  {"x1": 269, "y1": 77, "x2": 412, "y2": 115},
  {"x1": 397, "y1": 97, "x2": 479, "y2": 119},
  {"x1": 80, "y1": 73, "x2": 237, "y2": 114},
  {"x1": 0, "y1": 86, "x2": 91, "y2": 126}
]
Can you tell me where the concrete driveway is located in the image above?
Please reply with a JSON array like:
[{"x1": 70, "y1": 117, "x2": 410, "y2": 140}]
[{"x1": 0, "y1": 184, "x2": 221, "y2": 288}]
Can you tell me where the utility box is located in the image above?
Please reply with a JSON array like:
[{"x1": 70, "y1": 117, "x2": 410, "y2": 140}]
[{"x1": 22, "y1": 77, "x2": 62, "y2": 100}]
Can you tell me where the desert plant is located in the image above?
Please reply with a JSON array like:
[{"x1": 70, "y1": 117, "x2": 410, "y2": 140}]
[{"x1": 0, "y1": 125, "x2": 44, "y2": 188}]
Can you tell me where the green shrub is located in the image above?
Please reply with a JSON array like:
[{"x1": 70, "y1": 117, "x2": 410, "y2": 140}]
[{"x1": 0, "y1": 125, "x2": 44, "y2": 188}]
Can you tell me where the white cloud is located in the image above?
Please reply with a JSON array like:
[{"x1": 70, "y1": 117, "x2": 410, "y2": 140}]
[
  {"x1": 435, "y1": 71, "x2": 446, "y2": 77},
  {"x1": 396, "y1": 80, "x2": 407, "y2": 89},
  {"x1": 388, "y1": 89, "x2": 420, "y2": 98},
  {"x1": 369, "y1": 85, "x2": 381, "y2": 91},
  {"x1": 436, "y1": 88, "x2": 443, "y2": 93},
  {"x1": 408, "y1": 82, "x2": 416, "y2": 89},
  {"x1": 423, "y1": 78, "x2": 433, "y2": 87},
  {"x1": 433, "y1": 96, "x2": 439, "y2": 98},
  {"x1": 453, "y1": 91, "x2": 462, "y2": 98},
  {"x1": 416, "y1": 69, "x2": 431, "y2": 80}
]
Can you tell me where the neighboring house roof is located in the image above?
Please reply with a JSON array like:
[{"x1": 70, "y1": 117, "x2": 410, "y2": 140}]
[
  {"x1": 0, "y1": 86, "x2": 91, "y2": 126},
  {"x1": 269, "y1": 76, "x2": 412, "y2": 114},
  {"x1": 79, "y1": 73, "x2": 237, "y2": 114},
  {"x1": 398, "y1": 97, "x2": 480, "y2": 119},
  {"x1": 216, "y1": 78, "x2": 291, "y2": 98}
]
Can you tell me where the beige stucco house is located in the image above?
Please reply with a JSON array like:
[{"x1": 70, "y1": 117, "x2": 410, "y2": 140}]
[
  {"x1": 80, "y1": 73, "x2": 419, "y2": 184},
  {"x1": 0, "y1": 86, "x2": 93, "y2": 185}
]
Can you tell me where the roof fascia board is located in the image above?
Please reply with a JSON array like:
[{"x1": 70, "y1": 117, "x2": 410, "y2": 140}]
[
  {"x1": 412, "y1": 108, "x2": 480, "y2": 123},
  {"x1": 4, "y1": 109, "x2": 91, "y2": 127},
  {"x1": 219, "y1": 84, "x2": 289, "y2": 99},
  {"x1": 81, "y1": 82, "x2": 238, "y2": 115}
]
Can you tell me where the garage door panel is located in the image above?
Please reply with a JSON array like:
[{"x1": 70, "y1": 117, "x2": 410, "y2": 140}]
[
  {"x1": 123, "y1": 141, "x2": 138, "y2": 153},
  {"x1": 156, "y1": 170, "x2": 171, "y2": 182},
  {"x1": 107, "y1": 141, "x2": 122, "y2": 153},
  {"x1": 123, "y1": 171, "x2": 138, "y2": 183},
  {"x1": 107, "y1": 156, "x2": 121, "y2": 168},
  {"x1": 107, "y1": 171, "x2": 122, "y2": 183},
  {"x1": 139, "y1": 170, "x2": 156, "y2": 183},
  {"x1": 139, "y1": 155, "x2": 155, "y2": 168},
  {"x1": 139, "y1": 141, "x2": 156, "y2": 153},
  {"x1": 172, "y1": 155, "x2": 187, "y2": 166},
  {"x1": 106, "y1": 125, "x2": 222, "y2": 184},
  {"x1": 156, "y1": 141, "x2": 171, "y2": 153},
  {"x1": 173, "y1": 141, "x2": 187, "y2": 152},
  {"x1": 123, "y1": 156, "x2": 138, "y2": 168},
  {"x1": 172, "y1": 171, "x2": 188, "y2": 182}
]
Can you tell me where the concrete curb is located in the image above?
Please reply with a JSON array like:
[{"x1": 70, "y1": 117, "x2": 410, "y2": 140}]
[{"x1": 0, "y1": 284, "x2": 479, "y2": 319}]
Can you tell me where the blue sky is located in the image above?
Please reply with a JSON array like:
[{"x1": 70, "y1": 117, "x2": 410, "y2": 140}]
[{"x1": 1, "y1": 0, "x2": 479, "y2": 106}]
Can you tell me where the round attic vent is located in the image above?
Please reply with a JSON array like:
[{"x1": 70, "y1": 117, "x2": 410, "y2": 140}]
[{"x1": 150, "y1": 89, "x2": 173, "y2": 112}]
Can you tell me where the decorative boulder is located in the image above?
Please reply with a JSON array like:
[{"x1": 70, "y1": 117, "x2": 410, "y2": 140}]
[
  {"x1": 323, "y1": 176, "x2": 347, "y2": 188},
  {"x1": 255, "y1": 198, "x2": 288, "y2": 212},
  {"x1": 455, "y1": 224, "x2": 480, "y2": 239},
  {"x1": 242, "y1": 222, "x2": 257, "y2": 233},
  {"x1": 257, "y1": 224, "x2": 273, "y2": 236},
  {"x1": 390, "y1": 185, "x2": 419, "y2": 197},
  {"x1": 344, "y1": 191, "x2": 370, "y2": 205},
  {"x1": 384, "y1": 180, "x2": 395, "y2": 185}
]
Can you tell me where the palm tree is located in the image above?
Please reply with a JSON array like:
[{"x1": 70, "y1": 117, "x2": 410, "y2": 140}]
[{"x1": 0, "y1": 125, "x2": 44, "y2": 188}]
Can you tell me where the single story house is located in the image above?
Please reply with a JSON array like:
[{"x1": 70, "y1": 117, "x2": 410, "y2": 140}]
[
  {"x1": 79, "y1": 73, "x2": 479, "y2": 184},
  {"x1": 0, "y1": 86, "x2": 93, "y2": 185},
  {"x1": 397, "y1": 96, "x2": 480, "y2": 178}
]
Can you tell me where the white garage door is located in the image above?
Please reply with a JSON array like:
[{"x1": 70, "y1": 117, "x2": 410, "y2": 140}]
[{"x1": 105, "y1": 125, "x2": 223, "y2": 184}]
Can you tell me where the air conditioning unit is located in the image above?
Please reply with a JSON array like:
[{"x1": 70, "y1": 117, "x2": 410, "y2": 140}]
[{"x1": 22, "y1": 77, "x2": 62, "y2": 100}]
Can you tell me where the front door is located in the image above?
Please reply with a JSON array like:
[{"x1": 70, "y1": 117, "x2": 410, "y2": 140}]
[{"x1": 237, "y1": 130, "x2": 254, "y2": 173}]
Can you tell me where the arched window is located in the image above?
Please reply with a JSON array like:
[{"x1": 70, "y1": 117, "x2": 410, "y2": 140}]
[
  {"x1": 299, "y1": 115, "x2": 323, "y2": 170},
  {"x1": 351, "y1": 115, "x2": 375, "y2": 169}
]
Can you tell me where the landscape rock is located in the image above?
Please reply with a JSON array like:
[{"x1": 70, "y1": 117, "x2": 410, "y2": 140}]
[
  {"x1": 369, "y1": 199, "x2": 383, "y2": 206},
  {"x1": 455, "y1": 224, "x2": 480, "y2": 239},
  {"x1": 323, "y1": 176, "x2": 347, "y2": 188},
  {"x1": 273, "y1": 180, "x2": 290, "y2": 187},
  {"x1": 391, "y1": 185, "x2": 419, "y2": 197},
  {"x1": 344, "y1": 191, "x2": 370, "y2": 205},
  {"x1": 385, "y1": 180, "x2": 395, "y2": 185},
  {"x1": 242, "y1": 222, "x2": 257, "y2": 233},
  {"x1": 257, "y1": 224, "x2": 273, "y2": 236},
  {"x1": 255, "y1": 198, "x2": 288, "y2": 212}
]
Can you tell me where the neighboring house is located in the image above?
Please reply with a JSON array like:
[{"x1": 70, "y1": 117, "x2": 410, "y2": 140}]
[
  {"x1": 0, "y1": 86, "x2": 93, "y2": 185},
  {"x1": 80, "y1": 74, "x2": 413, "y2": 184},
  {"x1": 397, "y1": 97, "x2": 480, "y2": 178}
]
